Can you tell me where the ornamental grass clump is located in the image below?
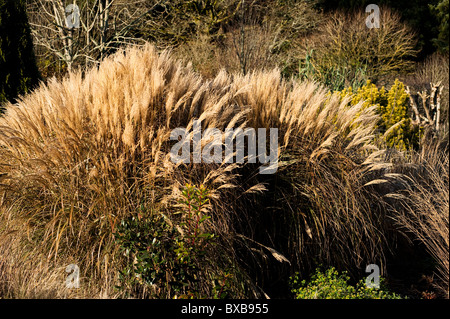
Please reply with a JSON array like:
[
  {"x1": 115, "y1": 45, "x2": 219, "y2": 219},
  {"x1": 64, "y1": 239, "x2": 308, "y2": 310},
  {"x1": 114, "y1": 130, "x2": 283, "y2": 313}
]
[
  {"x1": 299, "y1": 7, "x2": 418, "y2": 86},
  {"x1": 0, "y1": 43, "x2": 397, "y2": 298}
]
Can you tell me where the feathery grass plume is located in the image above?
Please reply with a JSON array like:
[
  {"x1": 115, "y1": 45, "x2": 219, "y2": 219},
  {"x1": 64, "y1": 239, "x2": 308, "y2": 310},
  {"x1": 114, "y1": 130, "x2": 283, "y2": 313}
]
[
  {"x1": 0, "y1": 43, "x2": 393, "y2": 298},
  {"x1": 234, "y1": 75, "x2": 390, "y2": 276},
  {"x1": 0, "y1": 43, "x2": 255, "y2": 298},
  {"x1": 192, "y1": 68, "x2": 394, "y2": 293},
  {"x1": 385, "y1": 141, "x2": 449, "y2": 298}
]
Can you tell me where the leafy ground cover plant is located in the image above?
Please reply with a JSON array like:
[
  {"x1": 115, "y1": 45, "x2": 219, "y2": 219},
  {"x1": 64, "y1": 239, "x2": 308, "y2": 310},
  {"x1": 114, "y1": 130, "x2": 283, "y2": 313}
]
[{"x1": 290, "y1": 267, "x2": 404, "y2": 299}]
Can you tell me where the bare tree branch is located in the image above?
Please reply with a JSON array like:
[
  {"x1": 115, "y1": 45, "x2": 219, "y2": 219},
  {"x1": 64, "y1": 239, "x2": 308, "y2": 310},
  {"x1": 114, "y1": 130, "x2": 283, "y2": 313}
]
[{"x1": 27, "y1": 0, "x2": 160, "y2": 72}]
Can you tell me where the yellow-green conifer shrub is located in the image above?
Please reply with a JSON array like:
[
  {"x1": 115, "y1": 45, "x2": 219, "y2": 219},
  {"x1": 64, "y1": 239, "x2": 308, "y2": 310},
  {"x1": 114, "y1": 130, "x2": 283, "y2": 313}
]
[
  {"x1": 381, "y1": 79, "x2": 412, "y2": 149},
  {"x1": 339, "y1": 80, "x2": 420, "y2": 150},
  {"x1": 340, "y1": 81, "x2": 387, "y2": 110}
]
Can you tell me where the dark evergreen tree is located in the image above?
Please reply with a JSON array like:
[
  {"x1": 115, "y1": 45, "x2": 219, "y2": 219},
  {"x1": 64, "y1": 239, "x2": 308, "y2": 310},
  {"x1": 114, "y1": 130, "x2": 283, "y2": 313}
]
[
  {"x1": 0, "y1": 0, "x2": 41, "y2": 111},
  {"x1": 430, "y1": 0, "x2": 449, "y2": 53}
]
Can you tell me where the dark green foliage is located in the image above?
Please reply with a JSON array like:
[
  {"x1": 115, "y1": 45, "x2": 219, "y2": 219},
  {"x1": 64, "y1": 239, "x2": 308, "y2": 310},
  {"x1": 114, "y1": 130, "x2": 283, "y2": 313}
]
[
  {"x1": 430, "y1": 0, "x2": 449, "y2": 53},
  {"x1": 0, "y1": 0, "x2": 40, "y2": 110},
  {"x1": 114, "y1": 184, "x2": 232, "y2": 299},
  {"x1": 114, "y1": 212, "x2": 198, "y2": 298}
]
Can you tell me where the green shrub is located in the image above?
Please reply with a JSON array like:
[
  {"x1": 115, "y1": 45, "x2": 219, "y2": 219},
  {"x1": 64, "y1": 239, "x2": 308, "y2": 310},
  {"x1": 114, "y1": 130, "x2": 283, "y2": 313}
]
[
  {"x1": 0, "y1": 0, "x2": 40, "y2": 110},
  {"x1": 114, "y1": 184, "x2": 232, "y2": 299},
  {"x1": 290, "y1": 267, "x2": 404, "y2": 299}
]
